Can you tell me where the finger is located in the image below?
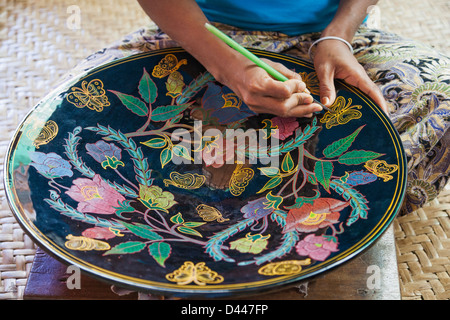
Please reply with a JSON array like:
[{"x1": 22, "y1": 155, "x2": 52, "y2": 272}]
[
  {"x1": 344, "y1": 72, "x2": 389, "y2": 114},
  {"x1": 285, "y1": 103, "x2": 324, "y2": 118},
  {"x1": 245, "y1": 92, "x2": 317, "y2": 116},
  {"x1": 262, "y1": 58, "x2": 303, "y2": 81},
  {"x1": 316, "y1": 64, "x2": 336, "y2": 107},
  {"x1": 360, "y1": 80, "x2": 389, "y2": 114},
  {"x1": 256, "y1": 76, "x2": 306, "y2": 100}
]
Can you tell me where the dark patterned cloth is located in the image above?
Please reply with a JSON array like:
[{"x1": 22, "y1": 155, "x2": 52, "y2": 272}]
[{"x1": 64, "y1": 23, "x2": 450, "y2": 215}]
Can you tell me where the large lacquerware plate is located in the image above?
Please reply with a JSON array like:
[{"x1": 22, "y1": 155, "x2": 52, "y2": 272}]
[{"x1": 4, "y1": 48, "x2": 406, "y2": 298}]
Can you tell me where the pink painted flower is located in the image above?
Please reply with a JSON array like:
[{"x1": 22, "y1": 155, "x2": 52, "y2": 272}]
[
  {"x1": 295, "y1": 234, "x2": 339, "y2": 261},
  {"x1": 82, "y1": 227, "x2": 116, "y2": 240},
  {"x1": 65, "y1": 174, "x2": 125, "y2": 215},
  {"x1": 271, "y1": 117, "x2": 299, "y2": 140}
]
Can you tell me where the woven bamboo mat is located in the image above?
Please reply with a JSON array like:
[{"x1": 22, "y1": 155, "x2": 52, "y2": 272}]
[{"x1": 0, "y1": 0, "x2": 449, "y2": 300}]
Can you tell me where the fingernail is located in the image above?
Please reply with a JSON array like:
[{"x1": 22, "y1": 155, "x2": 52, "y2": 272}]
[{"x1": 321, "y1": 97, "x2": 330, "y2": 106}]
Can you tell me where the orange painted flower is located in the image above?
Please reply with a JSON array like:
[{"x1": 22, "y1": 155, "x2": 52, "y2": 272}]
[{"x1": 283, "y1": 198, "x2": 349, "y2": 233}]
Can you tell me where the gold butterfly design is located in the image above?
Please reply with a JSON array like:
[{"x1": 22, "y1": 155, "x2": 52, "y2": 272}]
[
  {"x1": 196, "y1": 204, "x2": 229, "y2": 223},
  {"x1": 66, "y1": 79, "x2": 110, "y2": 112},
  {"x1": 229, "y1": 163, "x2": 254, "y2": 196},
  {"x1": 27, "y1": 120, "x2": 58, "y2": 149},
  {"x1": 152, "y1": 54, "x2": 187, "y2": 78},
  {"x1": 165, "y1": 261, "x2": 224, "y2": 286},
  {"x1": 364, "y1": 159, "x2": 398, "y2": 182},
  {"x1": 320, "y1": 96, "x2": 362, "y2": 129},
  {"x1": 163, "y1": 172, "x2": 206, "y2": 190}
]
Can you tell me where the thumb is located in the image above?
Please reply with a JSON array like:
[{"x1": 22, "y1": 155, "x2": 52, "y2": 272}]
[{"x1": 317, "y1": 65, "x2": 336, "y2": 107}]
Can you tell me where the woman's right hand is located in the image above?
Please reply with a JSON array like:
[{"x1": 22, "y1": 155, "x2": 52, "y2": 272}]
[{"x1": 215, "y1": 57, "x2": 324, "y2": 118}]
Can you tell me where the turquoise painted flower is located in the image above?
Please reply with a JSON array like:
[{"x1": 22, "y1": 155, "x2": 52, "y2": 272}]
[
  {"x1": 29, "y1": 152, "x2": 73, "y2": 179},
  {"x1": 86, "y1": 140, "x2": 124, "y2": 169},
  {"x1": 241, "y1": 198, "x2": 274, "y2": 220}
]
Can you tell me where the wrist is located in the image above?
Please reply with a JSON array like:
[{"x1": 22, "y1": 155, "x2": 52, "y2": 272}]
[{"x1": 308, "y1": 36, "x2": 354, "y2": 60}]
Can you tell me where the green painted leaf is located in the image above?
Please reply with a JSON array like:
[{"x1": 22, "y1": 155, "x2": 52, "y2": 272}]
[
  {"x1": 258, "y1": 167, "x2": 280, "y2": 177},
  {"x1": 151, "y1": 104, "x2": 190, "y2": 122},
  {"x1": 338, "y1": 150, "x2": 383, "y2": 165},
  {"x1": 148, "y1": 242, "x2": 171, "y2": 267},
  {"x1": 264, "y1": 192, "x2": 283, "y2": 210},
  {"x1": 141, "y1": 137, "x2": 167, "y2": 149},
  {"x1": 114, "y1": 200, "x2": 135, "y2": 219},
  {"x1": 152, "y1": 103, "x2": 190, "y2": 121},
  {"x1": 183, "y1": 221, "x2": 206, "y2": 228},
  {"x1": 281, "y1": 152, "x2": 295, "y2": 172},
  {"x1": 121, "y1": 222, "x2": 162, "y2": 241},
  {"x1": 109, "y1": 90, "x2": 148, "y2": 116},
  {"x1": 104, "y1": 241, "x2": 146, "y2": 255},
  {"x1": 323, "y1": 126, "x2": 364, "y2": 158},
  {"x1": 307, "y1": 173, "x2": 318, "y2": 185},
  {"x1": 172, "y1": 144, "x2": 192, "y2": 161},
  {"x1": 177, "y1": 226, "x2": 203, "y2": 238},
  {"x1": 170, "y1": 212, "x2": 184, "y2": 225},
  {"x1": 101, "y1": 156, "x2": 124, "y2": 169},
  {"x1": 138, "y1": 68, "x2": 157, "y2": 104},
  {"x1": 257, "y1": 176, "x2": 282, "y2": 194},
  {"x1": 160, "y1": 147, "x2": 173, "y2": 168},
  {"x1": 314, "y1": 161, "x2": 333, "y2": 192}
]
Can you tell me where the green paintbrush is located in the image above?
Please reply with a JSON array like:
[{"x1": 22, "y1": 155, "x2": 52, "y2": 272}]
[{"x1": 205, "y1": 22, "x2": 330, "y2": 112}]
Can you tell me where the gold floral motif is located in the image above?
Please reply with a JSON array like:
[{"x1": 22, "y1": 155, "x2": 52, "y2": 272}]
[
  {"x1": 163, "y1": 172, "x2": 206, "y2": 190},
  {"x1": 166, "y1": 261, "x2": 224, "y2": 286},
  {"x1": 152, "y1": 54, "x2": 187, "y2": 78},
  {"x1": 166, "y1": 71, "x2": 185, "y2": 98},
  {"x1": 65, "y1": 234, "x2": 110, "y2": 251},
  {"x1": 196, "y1": 204, "x2": 229, "y2": 223},
  {"x1": 258, "y1": 259, "x2": 311, "y2": 276},
  {"x1": 299, "y1": 71, "x2": 320, "y2": 96},
  {"x1": 229, "y1": 163, "x2": 254, "y2": 196},
  {"x1": 301, "y1": 212, "x2": 330, "y2": 226},
  {"x1": 221, "y1": 93, "x2": 242, "y2": 109},
  {"x1": 66, "y1": 79, "x2": 110, "y2": 112},
  {"x1": 320, "y1": 96, "x2": 362, "y2": 129},
  {"x1": 364, "y1": 159, "x2": 398, "y2": 182},
  {"x1": 27, "y1": 120, "x2": 58, "y2": 148}
]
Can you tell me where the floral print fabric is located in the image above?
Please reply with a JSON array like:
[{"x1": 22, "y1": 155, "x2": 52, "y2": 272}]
[{"x1": 65, "y1": 23, "x2": 450, "y2": 215}]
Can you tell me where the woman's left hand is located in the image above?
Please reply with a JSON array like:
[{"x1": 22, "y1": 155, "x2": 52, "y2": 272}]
[{"x1": 313, "y1": 39, "x2": 389, "y2": 114}]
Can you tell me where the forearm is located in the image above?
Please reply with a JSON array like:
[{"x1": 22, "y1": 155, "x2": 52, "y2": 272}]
[
  {"x1": 322, "y1": 0, "x2": 379, "y2": 42},
  {"x1": 136, "y1": 0, "x2": 248, "y2": 84}
]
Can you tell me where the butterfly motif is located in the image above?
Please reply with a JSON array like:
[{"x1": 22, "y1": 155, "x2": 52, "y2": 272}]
[
  {"x1": 152, "y1": 54, "x2": 187, "y2": 78},
  {"x1": 163, "y1": 172, "x2": 206, "y2": 190},
  {"x1": 66, "y1": 79, "x2": 110, "y2": 112},
  {"x1": 258, "y1": 259, "x2": 311, "y2": 276},
  {"x1": 65, "y1": 234, "x2": 110, "y2": 251},
  {"x1": 229, "y1": 163, "x2": 254, "y2": 196},
  {"x1": 364, "y1": 160, "x2": 398, "y2": 182},
  {"x1": 196, "y1": 204, "x2": 229, "y2": 223},
  {"x1": 165, "y1": 261, "x2": 224, "y2": 286},
  {"x1": 27, "y1": 120, "x2": 58, "y2": 148},
  {"x1": 320, "y1": 96, "x2": 362, "y2": 129}
]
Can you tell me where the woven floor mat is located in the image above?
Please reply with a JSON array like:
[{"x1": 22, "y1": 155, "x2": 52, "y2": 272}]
[
  {"x1": 394, "y1": 190, "x2": 450, "y2": 300},
  {"x1": 1, "y1": 0, "x2": 449, "y2": 300}
]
